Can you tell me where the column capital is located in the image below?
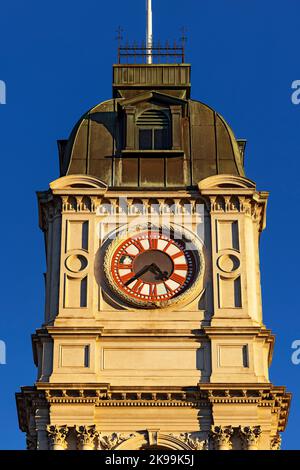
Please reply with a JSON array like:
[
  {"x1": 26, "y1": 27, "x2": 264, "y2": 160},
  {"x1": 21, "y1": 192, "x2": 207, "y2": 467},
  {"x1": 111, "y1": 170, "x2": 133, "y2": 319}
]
[
  {"x1": 271, "y1": 433, "x2": 282, "y2": 450},
  {"x1": 47, "y1": 425, "x2": 69, "y2": 450},
  {"x1": 76, "y1": 425, "x2": 98, "y2": 450},
  {"x1": 210, "y1": 426, "x2": 233, "y2": 450},
  {"x1": 239, "y1": 426, "x2": 261, "y2": 450}
]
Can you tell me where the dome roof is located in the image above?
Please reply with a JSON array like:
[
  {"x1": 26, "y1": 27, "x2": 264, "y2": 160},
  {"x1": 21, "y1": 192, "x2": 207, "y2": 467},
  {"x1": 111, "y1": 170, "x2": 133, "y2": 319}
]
[{"x1": 58, "y1": 89, "x2": 244, "y2": 189}]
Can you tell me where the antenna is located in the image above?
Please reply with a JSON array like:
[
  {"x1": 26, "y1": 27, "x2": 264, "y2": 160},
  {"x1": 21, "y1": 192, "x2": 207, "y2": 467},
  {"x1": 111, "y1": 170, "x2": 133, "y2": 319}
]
[{"x1": 146, "y1": 0, "x2": 153, "y2": 64}]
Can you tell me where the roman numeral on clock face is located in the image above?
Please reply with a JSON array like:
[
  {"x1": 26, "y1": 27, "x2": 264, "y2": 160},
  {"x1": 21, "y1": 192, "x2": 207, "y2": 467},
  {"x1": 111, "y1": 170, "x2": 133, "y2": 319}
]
[
  {"x1": 149, "y1": 284, "x2": 157, "y2": 297},
  {"x1": 131, "y1": 279, "x2": 144, "y2": 294},
  {"x1": 148, "y1": 236, "x2": 158, "y2": 250},
  {"x1": 120, "y1": 272, "x2": 134, "y2": 284},
  {"x1": 131, "y1": 239, "x2": 145, "y2": 253},
  {"x1": 170, "y1": 251, "x2": 184, "y2": 260},
  {"x1": 164, "y1": 280, "x2": 175, "y2": 292},
  {"x1": 169, "y1": 273, "x2": 186, "y2": 284},
  {"x1": 163, "y1": 240, "x2": 173, "y2": 252},
  {"x1": 173, "y1": 264, "x2": 188, "y2": 270},
  {"x1": 118, "y1": 262, "x2": 133, "y2": 269}
]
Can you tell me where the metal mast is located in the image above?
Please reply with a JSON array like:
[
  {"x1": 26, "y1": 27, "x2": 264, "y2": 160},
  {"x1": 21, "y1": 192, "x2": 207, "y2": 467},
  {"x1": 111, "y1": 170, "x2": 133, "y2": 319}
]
[{"x1": 146, "y1": 0, "x2": 153, "y2": 64}]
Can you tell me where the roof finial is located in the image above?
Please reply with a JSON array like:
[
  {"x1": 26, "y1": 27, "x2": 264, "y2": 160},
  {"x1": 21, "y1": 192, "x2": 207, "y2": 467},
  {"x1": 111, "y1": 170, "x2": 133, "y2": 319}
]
[{"x1": 146, "y1": 0, "x2": 153, "y2": 64}]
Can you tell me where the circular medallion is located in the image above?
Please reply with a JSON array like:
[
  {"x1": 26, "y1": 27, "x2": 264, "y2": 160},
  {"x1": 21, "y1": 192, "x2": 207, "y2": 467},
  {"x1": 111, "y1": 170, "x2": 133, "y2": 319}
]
[
  {"x1": 65, "y1": 254, "x2": 88, "y2": 273},
  {"x1": 104, "y1": 228, "x2": 203, "y2": 308},
  {"x1": 217, "y1": 254, "x2": 240, "y2": 273}
]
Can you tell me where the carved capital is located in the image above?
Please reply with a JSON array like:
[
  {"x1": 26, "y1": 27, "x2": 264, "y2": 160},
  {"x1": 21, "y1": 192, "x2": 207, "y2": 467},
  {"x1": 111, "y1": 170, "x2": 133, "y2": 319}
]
[
  {"x1": 76, "y1": 425, "x2": 98, "y2": 450},
  {"x1": 26, "y1": 432, "x2": 37, "y2": 450},
  {"x1": 239, "y1": 426, "x2": 261, "y2": 450},
  {"x1": 210, "y1": 426, "x2": 233, "y2": 450},
  {"x1": 271, "y1": 433, "x2": 281, "y2": 450},
  {"x1": 47, "y1": 425, "x2": 69, "y2": 450}
]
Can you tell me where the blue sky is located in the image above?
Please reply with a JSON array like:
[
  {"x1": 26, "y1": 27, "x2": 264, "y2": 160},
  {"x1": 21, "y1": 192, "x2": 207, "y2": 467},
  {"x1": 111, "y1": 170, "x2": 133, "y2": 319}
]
[{"x1": 0, "y1": 0, "x2": 299, "y2": 449}]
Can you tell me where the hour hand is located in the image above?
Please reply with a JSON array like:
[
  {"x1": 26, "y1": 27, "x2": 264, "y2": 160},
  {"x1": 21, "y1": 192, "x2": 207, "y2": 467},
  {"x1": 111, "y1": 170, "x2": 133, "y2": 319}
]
[
  {"x1": 124, "y1": 264, "x2": 152, "y2": 286},
  {"x1": 150, "y1": 263, "x2": 168, "y2": 281}
]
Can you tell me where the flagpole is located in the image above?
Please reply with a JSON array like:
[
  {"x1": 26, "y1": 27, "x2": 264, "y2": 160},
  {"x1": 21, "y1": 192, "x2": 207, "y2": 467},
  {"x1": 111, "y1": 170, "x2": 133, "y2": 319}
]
[{"x1": 146, "y1": 0, "x2": 153, "y2": 64}]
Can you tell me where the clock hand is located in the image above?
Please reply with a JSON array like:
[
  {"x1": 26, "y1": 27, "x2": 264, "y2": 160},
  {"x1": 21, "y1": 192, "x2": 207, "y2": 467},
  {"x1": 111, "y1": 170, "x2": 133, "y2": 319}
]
[
  {"x1": 124, "y1": 263, "x2": 154, "y2": 286},
  {"x1": 124, "y1": 263, "x2": 169, "y2": 287},
  {"x1": 150, "y1": 263, "x2": 169, "y2": 281}
]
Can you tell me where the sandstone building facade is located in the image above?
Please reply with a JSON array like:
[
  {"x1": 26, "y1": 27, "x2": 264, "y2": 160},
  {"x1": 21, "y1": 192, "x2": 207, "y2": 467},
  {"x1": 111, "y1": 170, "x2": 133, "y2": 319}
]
[{"x1": 16, "y1": 58, "x2": 290, "y2": 450}]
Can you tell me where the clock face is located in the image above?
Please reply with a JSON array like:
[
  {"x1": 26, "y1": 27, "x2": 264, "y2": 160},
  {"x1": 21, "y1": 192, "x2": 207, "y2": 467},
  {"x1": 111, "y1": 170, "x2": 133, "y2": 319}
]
[{"x1": 107, "y1": 230, "x2": 199, "y2": 307}]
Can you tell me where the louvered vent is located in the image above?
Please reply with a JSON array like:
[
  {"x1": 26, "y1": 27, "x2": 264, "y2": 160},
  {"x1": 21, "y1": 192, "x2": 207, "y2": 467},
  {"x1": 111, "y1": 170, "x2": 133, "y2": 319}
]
[{"x1": 137, "y1": 109, "x2": 169, "y2": 128}]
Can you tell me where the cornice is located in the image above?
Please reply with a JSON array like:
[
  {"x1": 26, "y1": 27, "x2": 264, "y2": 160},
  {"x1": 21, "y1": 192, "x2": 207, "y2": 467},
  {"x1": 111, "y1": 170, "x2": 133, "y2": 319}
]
[
  {"x1": 203, "y1": 326, "x2": 274, "y2": 337},
  {"x1": 46, "y1": 327, "x2": 104, "y2": 336},
  {"x1": 16, "y1": 382, "x2": 291, "y2": 433}
]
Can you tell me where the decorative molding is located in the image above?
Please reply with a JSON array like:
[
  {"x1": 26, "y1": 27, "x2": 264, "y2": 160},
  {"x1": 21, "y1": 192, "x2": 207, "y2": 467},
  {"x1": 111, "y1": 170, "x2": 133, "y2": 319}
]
[
  {"x1": 41, "y1": 194, "x2": 207, "y2": 217},
  {"x1": 50, "y1": 175, "x2": 108, "y2": 192},
  {"x1": 198, "y1": 174, "x2": 256, "y2": 190},
  {"x1": 96, "y1": 401, "x2": 206, "y2": 408},
  {"x1": 16, "y1": 384, "x2": 291, "y2": 441},
  {"x1": 172, "y1": 433, "x2": 208, "y2": 450},
  {"x1": 120, "y1": 90, "x2": 188, "y2": 108},
  {"x1": 98, "y1": 432, "x2": 135, "y2": 450}
]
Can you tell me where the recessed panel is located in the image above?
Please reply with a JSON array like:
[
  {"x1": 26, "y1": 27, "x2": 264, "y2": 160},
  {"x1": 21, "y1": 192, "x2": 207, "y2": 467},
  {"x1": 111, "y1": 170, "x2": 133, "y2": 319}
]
[
  {"x1": 218, "y1": 344, "x2": 249, "y2": 368},
  {"x1": 140, "y1": 158, "x2": 164, "y2": 187},
  {"x1": 66, "y1": 220, "x2": 89, "y2": 251},
  {"x1": 60, "y1": 345, "x2": 89, "y2": 368},
  {"x1": 218, "y1": 275, "x2": 242, "y2": 308},
  {"x1": 216, "y1": 220, "x2": 239, "y2": 251},
  {"x1": 103, "y1": 348, "x2": 204, "y2": 371},
  {"x1": 64, "y1": 275, "x2": 87, "y2": 308}
]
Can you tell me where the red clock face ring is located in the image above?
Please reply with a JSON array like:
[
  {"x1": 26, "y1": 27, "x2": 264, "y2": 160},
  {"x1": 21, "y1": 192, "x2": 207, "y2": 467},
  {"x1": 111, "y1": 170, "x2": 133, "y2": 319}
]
[{"x1": 110, "y1": 231, "x2": 196, "y2": 305}]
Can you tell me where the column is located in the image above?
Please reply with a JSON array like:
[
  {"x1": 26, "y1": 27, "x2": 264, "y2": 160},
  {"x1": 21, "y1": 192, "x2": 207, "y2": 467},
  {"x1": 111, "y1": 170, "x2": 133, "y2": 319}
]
[{"x1": 35, "y1": 407, "x2": 49, "y2": 450}]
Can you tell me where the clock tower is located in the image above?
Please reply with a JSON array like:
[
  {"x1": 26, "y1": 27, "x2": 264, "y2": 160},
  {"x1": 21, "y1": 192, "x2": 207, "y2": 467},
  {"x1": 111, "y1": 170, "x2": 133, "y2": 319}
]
[{"x1": 16, "y1": 43, "x2": 290, "y2": 450}]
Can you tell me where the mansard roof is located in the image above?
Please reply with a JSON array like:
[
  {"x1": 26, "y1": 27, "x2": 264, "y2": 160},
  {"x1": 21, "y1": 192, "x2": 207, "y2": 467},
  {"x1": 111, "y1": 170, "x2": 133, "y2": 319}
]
[{"x1": 58, "y1": 65, "x2": 245, "y2": 189}]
